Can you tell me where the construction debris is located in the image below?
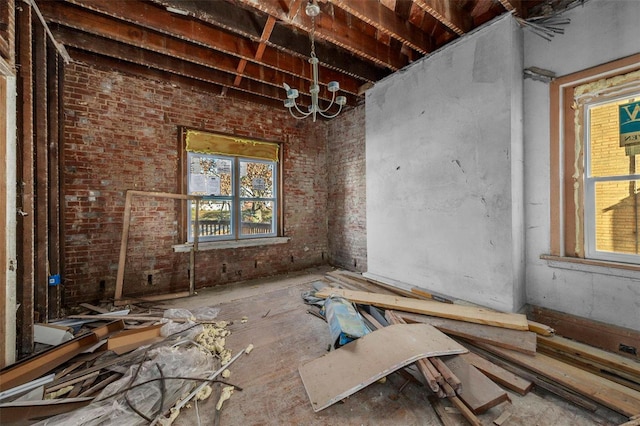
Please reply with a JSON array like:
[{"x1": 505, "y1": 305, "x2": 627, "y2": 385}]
[
  {"x1": 303, "y1": 269, "x2": 640, "y2": 424},
  {"x1": 0, "y1": 303, "x2": 252, "y2": 425}
]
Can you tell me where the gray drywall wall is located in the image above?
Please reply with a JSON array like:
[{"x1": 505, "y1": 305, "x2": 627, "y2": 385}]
[
  {"x1": 524, "y1": 0, "x2": 640, "y2": 331},
  {"x1": 365, "y1": 15, "x2": 524, "y2": 312}
]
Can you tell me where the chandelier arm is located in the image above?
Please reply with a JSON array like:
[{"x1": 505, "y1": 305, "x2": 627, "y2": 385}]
[
  {"x1": 287, "y1": 107, "x2": 310, "y2": 120},
  {"x1": 318, "y1": 102, "x2": 344, "y2": 119},
  {"x1": 316, "y1": 90, "x2": 337, "y2": 114},
  {"x1": 290, "y1": 99, "x2": 312, "y2": 117}
]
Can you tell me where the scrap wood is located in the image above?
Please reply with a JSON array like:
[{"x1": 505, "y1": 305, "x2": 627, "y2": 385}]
[
  {"x1": 473, "y1": 341, "x2": 640, "y2": 416},
  {"x1": 430, "y1": 357, "x2": 462, "y2": 394},
  {"x1": 398, "y1": 311, "x2": 537, "y2": 355},
  {"x1": 428, "y1": 396, "x2": 464, "y2": 426},
  {"x1": 107, "y1": 323, "x2": 164, "y2": 355},
  {"x1": 465, "y1": 341, "x2": 600, "y2": 412},
  {"x1": 79, "y1": 303, "x2": 109, "y2": 314},
  {"x1": 527, "y1": 320, "x2": 555, "y2": 336},
  {"x1": 298, "y1": 323, "x2": 467, "y2": 412},
  {"x1": 537, "y1": 334, "x2": 640, "y2": 381},
  {"x1": 384, "y1": 311, "x2": 444, "y2": 394},
  {"x1": 459, "y1": 352, "x2": 533, "y2": 396},
  {"x1": 315, "y1": 288, "x2": 530, "y2": 331},
  {"x1": 0, "y1": 397, "x2": 93, "y2": 425},
  {"x1": 0, "y1": 333, "x2": 99, "y2": 392},
  {"x1": 442, "y1": 355, "x2": 510, "y2": 414},
  {"x1": 441, "y1": 382, "x2": 483, "y2": 426}
]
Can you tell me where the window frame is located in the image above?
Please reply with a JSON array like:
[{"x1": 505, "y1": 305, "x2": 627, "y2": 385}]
[
  {"x1": 179, "y1": 128, "x2": 283, "y2": 244},
  {"x1": 550, "y1": 53, "x2": 640, "y2": 264}
]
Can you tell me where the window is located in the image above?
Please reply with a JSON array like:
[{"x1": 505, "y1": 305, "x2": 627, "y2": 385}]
[
  {"x1": 182, "y1": 129, "x2": 280, "y2": 242},
  {"x1": 584, "y1": 95, "x2": 640, "y2": 263},
  {"x1": 550, "y1": 54, "x2": 640, "y2": 265}
]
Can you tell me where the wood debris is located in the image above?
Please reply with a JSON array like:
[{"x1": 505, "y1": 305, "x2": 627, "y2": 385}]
[
  {"x1": 310, "y1": 269, "x2": 640, "y2": 425},
  {"x1": 0, "y1": 302, "x2": 250, "y2": 425}
]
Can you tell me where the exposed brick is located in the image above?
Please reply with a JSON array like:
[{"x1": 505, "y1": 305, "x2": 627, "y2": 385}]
[{"x1": 62, "y1": 61, "x2": 330, "y2": 305}]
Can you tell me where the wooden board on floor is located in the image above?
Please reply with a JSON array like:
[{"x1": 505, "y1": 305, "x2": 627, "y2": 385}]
[
  {"x1": 459, "y1": 352, "x2": 533, "y2": 396},
  {"x1": 475, "y1": 342, "x2": 640, "y2": 417},
  {"x1": 298, "y1": 323, "x2": 467, "y2": 412},
  {"x1": 315, "y1": 288, "x2": 529, "y2": 331},
  {"x1": 442, "y1": 355, "x2": 510, "y2": 414},
  {"x1": 398, "y1": 311, "x2": 537, "y2": 354}
]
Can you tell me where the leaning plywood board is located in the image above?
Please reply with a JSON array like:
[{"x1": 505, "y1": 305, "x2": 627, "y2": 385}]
[
  {"x1": 298, "y1": 323, "x2": 467, "y2": 412},
  {"x1": 398, "y1": 311, "x2": 537, "y2": 354},
  {"x1": 475, "y1": 342, "x2": 640, "y2": 417},
  {"x1": 315, "y1": 288, "x2": 529, "y2": 331}
]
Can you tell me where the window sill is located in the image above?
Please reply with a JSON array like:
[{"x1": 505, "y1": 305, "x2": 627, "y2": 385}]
[
  {"x1": 173, "y1": 237, "x2": 290, "y2": 252},
  {"x1": 541, "y1": 255, "x2": 640, "y2": 279}
]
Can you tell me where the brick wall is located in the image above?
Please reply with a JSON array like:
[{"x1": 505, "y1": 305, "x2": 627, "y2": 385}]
[
  {"x1": 62, "y1": 61, "x2": 329, "y2": 305},
  {"x1": 326, "y1": 105, "x2": 367, "y2": 271}
]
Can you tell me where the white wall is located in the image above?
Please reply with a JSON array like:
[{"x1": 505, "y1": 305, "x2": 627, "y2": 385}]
[
  {"x1": 525, "y1": 0, "x2": 640, "y2": 331},
  {"x1": 365, "y1": 15, "x2": 525, "y2": 312}
]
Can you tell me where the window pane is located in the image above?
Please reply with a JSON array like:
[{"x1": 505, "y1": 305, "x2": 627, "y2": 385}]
[
  {"x1": 240, "y1": 160, "x2": 274, "y2": 198},
  {"x1": 189, "y1": 154, "x2": 233, "y2": 196},
  {"x1": 241, "y1": 201, "x2": 274, "y2": 236},
  {"x1": 589, "y1": 100, "x2": 640, "y2": 178},
  {"x1": 594, "y1": 180, "x2": 640, "y2": 254},
  {"x1": 191, "y1": 200, "x2": 232, "y2": 238}
]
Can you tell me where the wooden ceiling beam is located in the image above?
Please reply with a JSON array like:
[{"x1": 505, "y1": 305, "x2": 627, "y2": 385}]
[
  {"x1": 58, "y1": 0, "x2": 369, "y2": 91},
  {"x1": 147, "y1": 0, "x2": 388, "y2": 82},
  {"x1": 233, "y1": 0, "x2": 408, "y2": 71},
  {"x1": 328, "y1": 0, "x2": 434, "y2": 55},
  {"x1": 498, "y1": 0, "x2": 524, "y2": 17},
  {"x1": 413, "y1": 0, "x2": 473, "y2": 36},
  {"x1": 41, "y1": 3, "x2": 357, "y2": 103},
  {"x1": 235, "y1": 16, "x2": 277, "y2": 86}
]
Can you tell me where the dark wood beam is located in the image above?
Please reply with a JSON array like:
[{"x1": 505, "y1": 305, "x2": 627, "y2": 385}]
[
  {"x1": 235, "y1": 0, "x2": 407, "y2": 70},
  {"x1": 74, "y1": 0, "x2": 386, "y2": 84},
  {"x1": 329, "y1": 0, "x2": 434, "y2": 55},
  {"x1": 16, "y1": 1, "x2": 35, "y2": 356},
  {"x1": 413, "y1": 0, "x2": 473, "y2": 36},
  {"x1": 34, "y1": 11, "x2": 49, "y2": 324}
]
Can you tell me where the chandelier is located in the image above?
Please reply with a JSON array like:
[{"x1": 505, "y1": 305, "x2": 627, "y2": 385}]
[{"x1": 283, "y1": 0, "x2": 346, "y2": 121}]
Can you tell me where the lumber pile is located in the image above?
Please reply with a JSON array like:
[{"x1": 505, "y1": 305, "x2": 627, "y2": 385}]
[
  {"x1": 0, "y1": 305, "x2": 250, "y2": 425},
  {"x1": 307, "y1": 269, "x2": 640, "y2": 425}
]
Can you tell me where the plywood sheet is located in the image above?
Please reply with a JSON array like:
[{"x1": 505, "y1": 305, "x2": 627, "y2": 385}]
[
  {"x1": 298, "y1": 323, "x2": 467, "y2": 412},
  {"x1": 315, "y1": 288, "x2": 529, "y2": 331},
  {"x1": 398, "y1": 311, "x2": 536, "y2": 354}
]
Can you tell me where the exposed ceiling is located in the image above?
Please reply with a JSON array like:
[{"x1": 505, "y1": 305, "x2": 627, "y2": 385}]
[{"x1": 37, "y1": 0, "x2": 575, "y2": 113}]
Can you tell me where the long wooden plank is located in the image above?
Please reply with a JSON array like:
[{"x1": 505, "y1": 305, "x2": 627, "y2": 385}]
[
  {"x1": 398, "y1": 311, "x2": 537, "y2": 354},
  {"x1": 315, "y1": 288, "x2": 529, "y2": 331},
  {"x1": 474, "y1": 342, "x2": 640, "y2": 416},
  {"x1": 298, "y1": 323, "x2": 467, "y2": 412},
  {"x1": 538, "y1": 335, "x2": 640, "y2": 379},
  {"x1": 459, "y1": 352, "x2": 533, "y2": 396},
  {"x1": 442, "y1": 355, "x2": 510, "y2": 414},
  {"x1": 0, "y1": 333, "x2": 99, "y2": 391}
]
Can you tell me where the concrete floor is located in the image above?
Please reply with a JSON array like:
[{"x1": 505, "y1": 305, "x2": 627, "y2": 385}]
[{"x1": 158, "y1": 266, "x2": 627, "y2": 426}]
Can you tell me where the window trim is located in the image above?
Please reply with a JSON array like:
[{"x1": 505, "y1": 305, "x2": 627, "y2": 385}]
[
  {"x1": 550, "y1": 53, "x2": 640, "y2": 262},
  {"x1": 179, "y1": 127, "x2": 283, "y2": 244}
]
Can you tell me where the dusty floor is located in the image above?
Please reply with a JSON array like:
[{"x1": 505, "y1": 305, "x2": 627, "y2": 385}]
[{"x1": 159, "y1": 266, "x2": 627, "y2": 426}]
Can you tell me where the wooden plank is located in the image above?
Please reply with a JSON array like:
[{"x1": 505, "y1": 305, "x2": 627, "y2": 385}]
[
  {"x1": 474, "y1": 342, "x2": 640, "y2": 416},
  {"x1": 398, "y1": 311, "x2": 537, "y2": 354},
  {"x1": 315, "y1": 288, "x2": 530, "y2": 331},
  {"x1": 298, "y1": 323, "x2": 467, "y2": 412},
  {"x1": 459, "y1": 352, "x2": 533, "y2": 396},
  {"x1": 466, "y1": 342, "x2": 600, "y2": 412},
  {"x1": 537, "y1": 334, "x2": 640, "y2": 379},
  {"x1": 0, "y1": 398, "x2": 93, "y2": 424},
  {"x1": 79, "y1": 303, "x2": 109, "y2": 314},
  {"x1": 107, "y1": 323, "x2": 164, "y2": 355},
  {"x1": 441, "y1": 382, "x2": 482, "y2": 426},
  {"x1": 527, "y1": 320, "x2": 555, "y2": 337},
  {"x1": 428, "y1": 396, "x2": 462, "y2": 426},
  {"x1": 442, "y1": 355, "x2": 510, "y2": 414},
  {"x1": 0, "y1": 333, "x2": 99, "y2": 391}
]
